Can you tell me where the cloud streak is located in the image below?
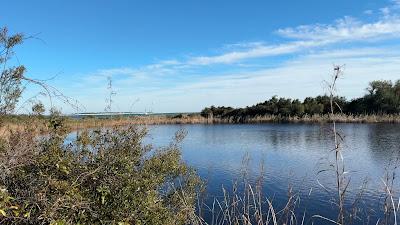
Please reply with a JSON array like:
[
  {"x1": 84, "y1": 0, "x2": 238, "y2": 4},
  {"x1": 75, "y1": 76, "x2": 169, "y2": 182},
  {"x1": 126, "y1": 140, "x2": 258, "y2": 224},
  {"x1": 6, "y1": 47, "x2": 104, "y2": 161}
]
[
  {"x1": 189, "y1": 1, "x2": 400, "y2": 66},
  {"x1": 72, "y1": 45, "x2": 400, "y2": 113},
  {"x1": 65, "y1": 1, "x2": 400, "y2": 113},
  {"x1": 86, "y1": 0, "x2": 400, "y2": 80},
  {"x1": 277, "y1": 16, "x2": 400, "y2": 42}
]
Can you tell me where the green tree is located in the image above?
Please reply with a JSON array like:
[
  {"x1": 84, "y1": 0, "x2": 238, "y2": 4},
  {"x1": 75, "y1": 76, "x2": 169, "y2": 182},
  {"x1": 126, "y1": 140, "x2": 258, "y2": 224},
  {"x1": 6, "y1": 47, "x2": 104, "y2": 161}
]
[
  {"x1": 291, "y1": 99, "x2": 304, "y2": 116},
  {"x1": 32, "y1": 102, "x2": 45, "y2": 115}
]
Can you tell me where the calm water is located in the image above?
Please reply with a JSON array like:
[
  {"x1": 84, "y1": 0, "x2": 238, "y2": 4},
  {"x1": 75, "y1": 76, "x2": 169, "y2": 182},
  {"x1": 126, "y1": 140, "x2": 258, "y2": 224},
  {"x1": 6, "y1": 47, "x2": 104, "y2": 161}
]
[
  {"x1": 65, "y1": 123, "x2": 400, "y2": 224},
  {"x1": 144, "y1": 123, "x2": 400, "y2": 225}
]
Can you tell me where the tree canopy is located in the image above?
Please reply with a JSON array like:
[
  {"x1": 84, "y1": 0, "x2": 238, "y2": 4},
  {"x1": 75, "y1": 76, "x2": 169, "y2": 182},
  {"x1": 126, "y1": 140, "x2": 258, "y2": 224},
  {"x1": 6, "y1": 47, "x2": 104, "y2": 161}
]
[{"x1": 201, "y1": 80, "x2": 400, "y2": 120}]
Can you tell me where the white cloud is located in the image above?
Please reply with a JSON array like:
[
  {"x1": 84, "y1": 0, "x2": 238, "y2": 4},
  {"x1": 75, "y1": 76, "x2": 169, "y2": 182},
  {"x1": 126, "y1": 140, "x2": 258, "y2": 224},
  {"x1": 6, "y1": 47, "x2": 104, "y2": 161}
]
[
  {"x1": 187, "y1": 40, "x2": 329, "y2": 65},
  {"x1": 83, "y1": 1, "x2": 400, "y2": 76},
  {"x1": 82, "y1": 0, "x2": 400, "y2": 73},
  {"x1": 187, "y1": 11, "x2": 400, "y2": 66},
  {"x1": 82, "y1": 60, "x2": 184, "y2": 84},
  {"x1": 150, "y1": 48, "x2": 400, "y2": 112},
  {"x1": 364, "y1": 10, "x2": 373, "y2": 15},
  {"x1": 71, "y1": 46, "x2": 400, "y2": 113},
  {"x1": 61, "y1": 1, "x2": 400, "y2": 113},
  {"x1": 188, "y1": 1, "x2": 400, "y2": 65},
  {"x1": 277, "y1": 15, "x2": 400, "y2": 41}
]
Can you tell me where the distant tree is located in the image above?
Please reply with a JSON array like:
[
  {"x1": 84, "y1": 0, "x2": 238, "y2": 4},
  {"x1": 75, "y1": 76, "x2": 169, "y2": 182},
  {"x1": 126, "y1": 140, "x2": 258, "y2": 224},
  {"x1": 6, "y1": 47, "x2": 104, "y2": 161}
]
[
  {"x1": 303, "y1": 97, "x2": 324, "y2": 115},
  {"x1": 32, "y1": 102, "x2": 45, "y2": 115},
  {"x1": 348, "y1": 80, "x2": 400, "y2": 114},
  {"x1": 277, "y1": 97, "x2": 292, "y2": 116},
  {"x1": 200, "y1": 107, "x2": 212, "y2": 117},
  {"x1": 291, "y1": 99, "x2": 304, "y2": 116},
  {"x1": 200, "y1": 79, "x2": 400, "y2": 119}
]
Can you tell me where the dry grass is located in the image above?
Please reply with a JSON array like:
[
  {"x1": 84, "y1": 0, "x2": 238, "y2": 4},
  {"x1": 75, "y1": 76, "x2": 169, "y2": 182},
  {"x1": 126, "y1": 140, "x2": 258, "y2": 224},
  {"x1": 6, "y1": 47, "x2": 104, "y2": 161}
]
[
  {"x1": 193, "y1": 183, "x2": 300, "y2": 225},
  {"x1": 68, "y1": 114, "x2": 400, "y2": 129},
  {"x1": 1, "y1": 113, "x2": 400, "y2": 138},
  {"x1": 234, "y1": 114, "x2": 400, "y2": 123},
  {"x1": 67, "y1": 115, "x2": 211, "y2": 128}
]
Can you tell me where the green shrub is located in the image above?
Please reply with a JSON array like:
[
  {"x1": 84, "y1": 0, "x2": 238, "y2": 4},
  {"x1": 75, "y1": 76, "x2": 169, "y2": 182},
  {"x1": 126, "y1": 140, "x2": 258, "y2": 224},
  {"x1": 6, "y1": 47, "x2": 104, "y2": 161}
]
[{"x1": 0, "y1": 116, "x2": 200, "y2": 225}]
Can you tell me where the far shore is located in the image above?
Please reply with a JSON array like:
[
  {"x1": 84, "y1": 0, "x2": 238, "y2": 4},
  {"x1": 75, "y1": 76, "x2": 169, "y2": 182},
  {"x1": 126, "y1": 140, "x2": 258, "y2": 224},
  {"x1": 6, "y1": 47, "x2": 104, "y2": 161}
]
[
  {"x1": 1, "y1": 113, "x2": 400, "y2": 137},
  {"x1": 68, "y1": 113, "x2": 400, "y2": 128}
]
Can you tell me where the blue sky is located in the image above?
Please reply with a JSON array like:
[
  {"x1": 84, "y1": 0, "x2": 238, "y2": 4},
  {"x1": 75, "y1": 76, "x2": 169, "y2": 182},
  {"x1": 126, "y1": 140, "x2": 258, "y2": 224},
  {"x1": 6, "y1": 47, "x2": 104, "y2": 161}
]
[{"x1": 2, "y1": 0, "x2": 400, "y2": 113}]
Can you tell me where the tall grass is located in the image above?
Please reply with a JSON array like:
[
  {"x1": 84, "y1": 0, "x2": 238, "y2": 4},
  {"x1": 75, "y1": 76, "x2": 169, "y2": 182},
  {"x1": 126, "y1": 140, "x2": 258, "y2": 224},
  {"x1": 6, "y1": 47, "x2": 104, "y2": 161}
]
[
  {"x1": 68, "y1": 114, "x2": 400, "y2": 128},
  {"x1": 1, "y1": 113, "x2": 400, "y2": 137}
]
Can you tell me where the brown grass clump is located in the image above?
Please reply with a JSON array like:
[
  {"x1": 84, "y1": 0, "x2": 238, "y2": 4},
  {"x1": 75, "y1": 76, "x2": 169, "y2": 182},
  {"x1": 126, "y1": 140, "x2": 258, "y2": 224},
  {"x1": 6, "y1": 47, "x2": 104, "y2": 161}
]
[{"x1": 67, "y1": 113, "x2": 400, "y2": 130}]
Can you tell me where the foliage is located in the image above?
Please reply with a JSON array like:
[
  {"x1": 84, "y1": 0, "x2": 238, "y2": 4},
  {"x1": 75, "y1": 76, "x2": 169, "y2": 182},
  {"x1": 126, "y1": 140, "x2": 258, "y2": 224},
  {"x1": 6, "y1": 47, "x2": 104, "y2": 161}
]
[
  {"x1": 32, "y1": 102, "x2": 45, "y2": 116},
  {"x1": 348, "y1": 80, "x2": 400, "y2": 114},
  {"x1": 201, "y1": 80, "x2": 400, "y2": 120},
  {"x1": 0, "y1": 118, "x2": 200, "y2": 225},
  {"x1": 0, "y1": 27, "x2": 201, "y2": 225}
]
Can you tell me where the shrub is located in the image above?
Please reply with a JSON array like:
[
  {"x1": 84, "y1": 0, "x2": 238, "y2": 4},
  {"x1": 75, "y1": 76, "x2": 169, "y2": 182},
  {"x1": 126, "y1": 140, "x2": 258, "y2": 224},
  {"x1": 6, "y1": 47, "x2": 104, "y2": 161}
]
[
  {"x1": 0, "y1": 115, "x2": 201, "y2": 225},
  {"x1": 0, "y1": 26, "x2": 201, "y2": 225}
]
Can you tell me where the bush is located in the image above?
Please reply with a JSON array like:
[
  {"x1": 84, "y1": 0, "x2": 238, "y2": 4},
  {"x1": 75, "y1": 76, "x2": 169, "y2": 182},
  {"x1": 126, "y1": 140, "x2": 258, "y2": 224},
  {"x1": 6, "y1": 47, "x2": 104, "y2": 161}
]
[
  {"x1": 0, "y1": 26, "x2": 201, "y2": 225},
  {"x1": 0, "y1": 116, "x2": 201, "y2": 225}
]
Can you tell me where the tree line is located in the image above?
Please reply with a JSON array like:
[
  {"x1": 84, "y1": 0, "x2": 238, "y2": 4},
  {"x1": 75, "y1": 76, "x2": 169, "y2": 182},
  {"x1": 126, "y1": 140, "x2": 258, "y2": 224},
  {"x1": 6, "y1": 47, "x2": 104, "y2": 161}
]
[{"x1": 201, "y1": 80, "x2": 400, "y2": 119}]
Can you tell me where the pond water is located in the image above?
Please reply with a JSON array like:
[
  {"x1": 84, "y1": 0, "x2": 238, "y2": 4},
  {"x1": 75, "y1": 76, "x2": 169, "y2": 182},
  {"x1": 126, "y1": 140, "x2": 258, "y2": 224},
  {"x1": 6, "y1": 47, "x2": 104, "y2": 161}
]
[
  {"x1": 143, "y1": 123, "x2": 400, "y2": 225},
  {"x1": 64, "y1": 123, "x2": 400, "y2": 224}
]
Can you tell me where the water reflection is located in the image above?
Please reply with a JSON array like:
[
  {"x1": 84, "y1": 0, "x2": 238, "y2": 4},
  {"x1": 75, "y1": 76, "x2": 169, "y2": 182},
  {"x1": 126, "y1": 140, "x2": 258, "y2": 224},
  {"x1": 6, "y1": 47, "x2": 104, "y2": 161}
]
[
  {"x1": 64, "y1": 123, "x2": 399, "y2": 224},
  {"x1": 145, "y1": 123, "x2": 400, "y2": 225},
  {"x1": 367, "y1": 124, "x2": 400, "y2": 164}
]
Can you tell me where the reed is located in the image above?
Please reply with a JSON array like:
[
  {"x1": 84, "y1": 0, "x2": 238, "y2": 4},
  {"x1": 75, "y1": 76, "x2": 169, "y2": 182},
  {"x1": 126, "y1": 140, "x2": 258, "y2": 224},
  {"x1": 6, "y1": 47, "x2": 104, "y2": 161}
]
[
  {"x1": 66, "y1": 113, "x2": 400, "y2": 130},
  {"x1": 191, "y1": 154, "x2": 301, "y2": 225},
  {"x1": 2, "y1": 113, "x2": 400, "y2": 138}
]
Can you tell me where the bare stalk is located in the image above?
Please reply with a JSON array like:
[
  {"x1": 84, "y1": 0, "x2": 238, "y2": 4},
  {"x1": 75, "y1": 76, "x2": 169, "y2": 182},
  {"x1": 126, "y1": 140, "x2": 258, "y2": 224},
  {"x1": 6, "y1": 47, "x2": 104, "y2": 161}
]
[{"x1": 329, "y1": 65, "x2": 347, "y2": 225}]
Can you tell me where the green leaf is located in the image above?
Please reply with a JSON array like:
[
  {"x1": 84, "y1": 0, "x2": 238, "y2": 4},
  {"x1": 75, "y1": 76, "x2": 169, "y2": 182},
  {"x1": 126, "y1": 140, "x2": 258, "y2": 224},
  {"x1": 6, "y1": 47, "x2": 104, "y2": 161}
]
[
  {"x1": 0, "y1": 209, "x2": 6, "y2": 217},
  {"x1": 23, "y1": 211, "x2": 30, "y2": 218}
]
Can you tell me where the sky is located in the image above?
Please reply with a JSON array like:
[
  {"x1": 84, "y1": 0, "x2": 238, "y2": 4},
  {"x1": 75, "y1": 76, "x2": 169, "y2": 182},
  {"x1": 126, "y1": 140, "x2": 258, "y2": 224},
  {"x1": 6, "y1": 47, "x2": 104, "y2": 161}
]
[{"x1": 2, "y1": 0, "x2": 400, "y2": 113}]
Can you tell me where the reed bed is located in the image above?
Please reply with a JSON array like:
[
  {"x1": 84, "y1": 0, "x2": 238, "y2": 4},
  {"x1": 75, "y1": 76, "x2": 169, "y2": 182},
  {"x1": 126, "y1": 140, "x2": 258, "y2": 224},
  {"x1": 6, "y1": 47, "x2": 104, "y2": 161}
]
[
  {"x1": 1, "y1": 113, "x2": 399, "y2": 138},
  {"x1": 67, "y1": 113, "x2": 400, "y2": 129}
]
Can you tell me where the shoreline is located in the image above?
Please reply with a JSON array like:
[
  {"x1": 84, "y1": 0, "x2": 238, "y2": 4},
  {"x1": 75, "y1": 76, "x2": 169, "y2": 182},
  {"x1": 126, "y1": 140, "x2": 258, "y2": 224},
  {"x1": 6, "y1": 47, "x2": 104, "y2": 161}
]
[
  {"x1": 66, "y1": 114, "x2": 400, "y2": 129},
  {"x1": 1, "y1": 113, "x2": 399, "y2": 136}
]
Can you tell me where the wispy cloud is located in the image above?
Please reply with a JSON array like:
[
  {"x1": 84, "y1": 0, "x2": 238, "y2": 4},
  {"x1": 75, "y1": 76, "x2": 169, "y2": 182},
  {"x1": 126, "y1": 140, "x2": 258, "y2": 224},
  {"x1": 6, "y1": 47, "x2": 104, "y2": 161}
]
[
  {"x1": 187, "y1": 41, "x2": 327, "y2": 65},
  {"x1": 277, "y1": 16, "x2": 400, "y2": 42},
  {"x1": 96, "y1": 60, "x2": 182, "y2": 78},
  {"x1": 364, "y1": 10, "x2": 373, "y2": 15},
  {"x1": 136, "y1": 47, "x2": 400, "y2": 112},
  {"x1": 71, "y1": 45, "x2": 400, "y2": 113},
  {"x1": 84, "y1": 1, "x2": 400, "y2": 78},
  {"x1": 66, "y1": 0, "x2": 400, "y2": 113},
  {"x1": 189, "y1": 1, "x2": 400, "y2": 66}
]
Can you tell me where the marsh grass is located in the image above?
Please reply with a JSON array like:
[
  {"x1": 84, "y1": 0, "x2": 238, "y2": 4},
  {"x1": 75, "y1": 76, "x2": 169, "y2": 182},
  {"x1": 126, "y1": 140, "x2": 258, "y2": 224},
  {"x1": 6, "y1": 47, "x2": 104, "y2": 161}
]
[
  {"x1": 68, "y1": 114, "x2": 400, "y2": 128},
  {"x1": 192, "y1": 154, "x2": 303, "y2": 225},
  {"x1": 1, "y1": 113, "x2": 400, "y2": 138}
]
